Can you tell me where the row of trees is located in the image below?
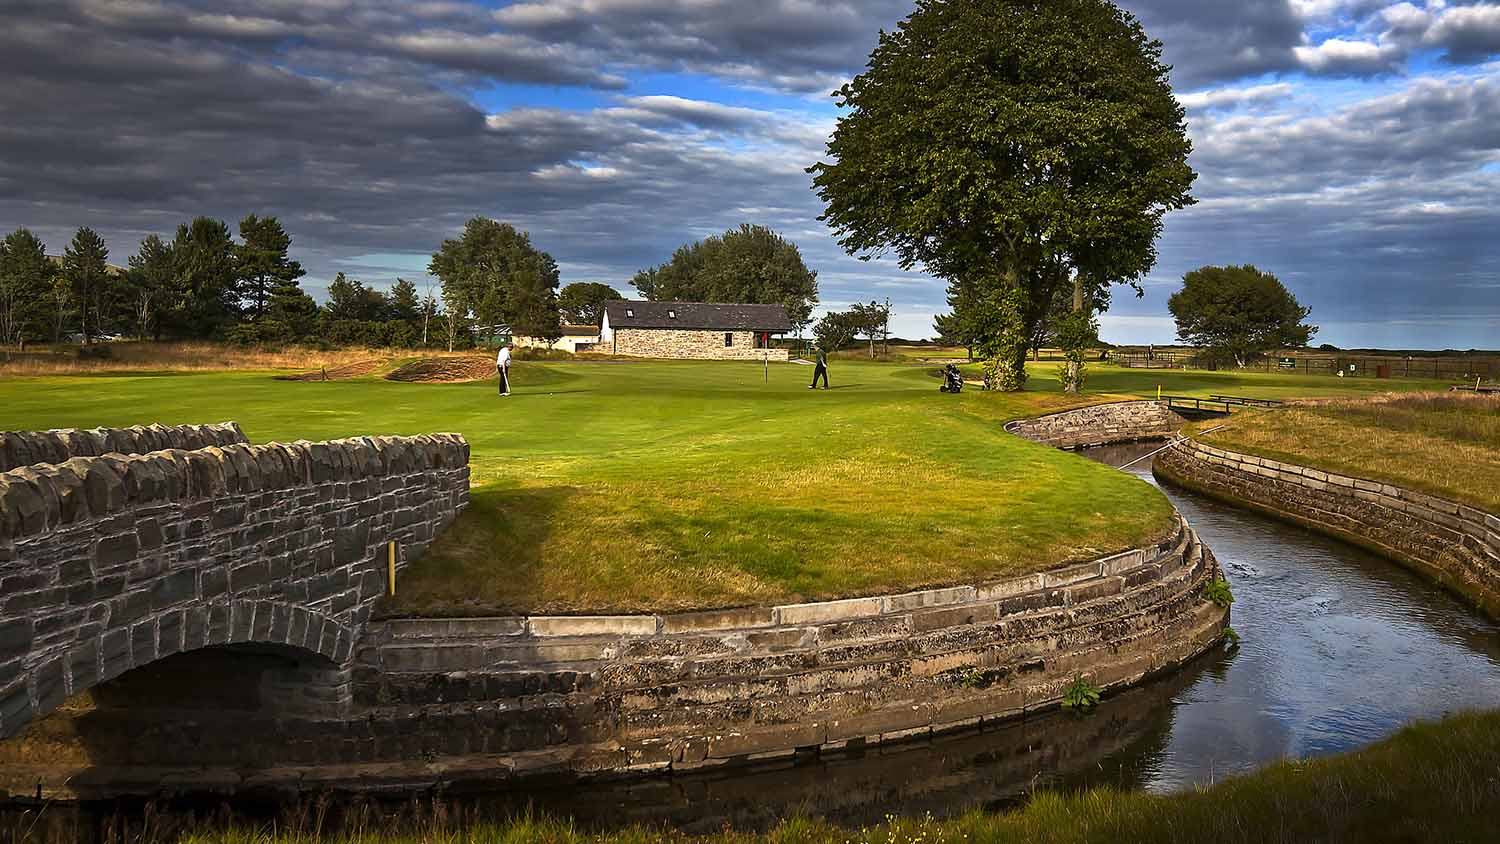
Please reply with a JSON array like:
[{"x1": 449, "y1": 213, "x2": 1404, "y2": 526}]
[
  {"x1": 0, "y1": 214, "x2": 630, "y2": 352},
  {"x1": 0, "y1": 217, "x2": 316, "y2": 348}
]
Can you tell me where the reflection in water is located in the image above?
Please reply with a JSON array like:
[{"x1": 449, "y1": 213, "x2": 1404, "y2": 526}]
[
  {"x1": 1082, "y1": 441, "x2": 1500, "y2": 793},
  {"x1": 6, "y1": 441, "x2": 1500, "y2": 837}
]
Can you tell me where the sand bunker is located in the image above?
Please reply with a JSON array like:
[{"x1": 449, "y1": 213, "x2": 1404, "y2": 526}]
[
  {"x1": 277, "y1": 360, "x2": 384, "y2": 381},
  {"x1": 385, "y1": 356, "x2": 496, "y2": 383}
]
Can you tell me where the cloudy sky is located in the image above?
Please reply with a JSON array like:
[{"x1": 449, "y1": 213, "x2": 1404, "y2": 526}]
[{"x1": 3, "y1": 0, "x2": 1498, "y2": 347}]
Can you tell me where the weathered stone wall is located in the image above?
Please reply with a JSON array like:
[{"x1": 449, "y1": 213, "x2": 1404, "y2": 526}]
[
  {"x1": 1004, "y1": 401, "x2": 1186, "y2": 449},
  {"x1": 0, "y1": 431, "x2": 470, "y2": 739},
  {"x1": 1156, "y1": 438, "x2": 1500, "y2": 617},
  {"x1": 610, "y1": 328, "x2": 791, "y2": 361},
  {"x1": 0, "y1": 423, "x2": 247, "y2": 473},
  {"x1": 2, "y1": 517, "x2": 1226, "y2": 795}
]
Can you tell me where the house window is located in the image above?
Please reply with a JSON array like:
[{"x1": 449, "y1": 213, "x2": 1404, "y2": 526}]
[
  {"x1": 668, "y1": 310, "x2": 676, "y2": 319},
  {"x1": 625, "y1": 308, "x2": 634, "y2": 317},
  {"x1": 724, "y1": 332, "x2": 734, "y2": 347}
]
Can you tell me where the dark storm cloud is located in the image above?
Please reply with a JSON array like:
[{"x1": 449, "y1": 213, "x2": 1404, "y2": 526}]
[
  {"x1": 3, "y1": 0, "x2": 1499, "y2": 345},
  {"x1": 0, "y1": 0, "x2": 836, "y2": 292}
]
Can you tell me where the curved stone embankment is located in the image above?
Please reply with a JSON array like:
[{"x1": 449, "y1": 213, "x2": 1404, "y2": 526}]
[
  {"x1": 1004, "y1": 400, "x2": 1187, "y2": 449},
  {"x1": 1155, "y1": 437, "x2": 1500, "y2": 618},
  {"x1": 2, "y1": 408, "x2": 1228, "y2": 798},
  {"x1": 4, "y1": 517, "x2": 1226, "y2": 796}
]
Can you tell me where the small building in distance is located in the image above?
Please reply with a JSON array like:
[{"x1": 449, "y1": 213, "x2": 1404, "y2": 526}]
[
  {"x1": 600, "y1": 301, "x2": 791, "y2": 360},
  {"x1": 513, "y1": 324, "x2": 601, "y2": 354}
]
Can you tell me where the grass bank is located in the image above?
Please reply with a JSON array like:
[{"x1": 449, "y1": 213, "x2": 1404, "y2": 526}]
[
  {"x1": 134, "y1": 709, "x2": 1493, "y2": 843},
  {"x1": 1197, "y1": 391, "x2": 1500, "y2": 512},
  {"x1": 0, "y1": 358, "x2": 1448, "y2": 615}
]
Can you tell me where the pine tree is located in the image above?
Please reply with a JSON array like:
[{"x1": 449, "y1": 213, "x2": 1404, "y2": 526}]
[
  {"x1": 169, "y1": 217, "x2": 240, "y2": 338},
  {"x1": 125, "y1": 234, "x2": 174, "y2": 340},
  {"x1": 62, "y1": 227, "x2": 110, "y2": 343},
  {"x1": 0, "y1": 228, "x2": 55, "y2": 349},
  {"x1": 236, "y1": 215, "x2": 305, "y2": 321}
]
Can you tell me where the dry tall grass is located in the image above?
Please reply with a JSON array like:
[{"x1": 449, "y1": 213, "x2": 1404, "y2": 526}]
[
  {"x1": 0, "y1": 343, "x2": 432, "y2": 376},
  {"x1": 1207, "y1": 391, "x2": 1500, "y2": 511}
]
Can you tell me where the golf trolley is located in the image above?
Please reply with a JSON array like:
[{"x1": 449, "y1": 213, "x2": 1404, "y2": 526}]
[{"x1": 939, "y1": 363, "x2": 965, "y2": 393}]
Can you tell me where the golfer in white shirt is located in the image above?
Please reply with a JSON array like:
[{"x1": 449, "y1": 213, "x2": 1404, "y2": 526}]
[{"x1": 496, "y1": 344, "x2": 512, "y2": 396}]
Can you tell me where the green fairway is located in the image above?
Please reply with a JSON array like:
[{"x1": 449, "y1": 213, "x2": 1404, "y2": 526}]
[{"x1": 0, "y1": 358, "x2": 1448, "y2": 615}]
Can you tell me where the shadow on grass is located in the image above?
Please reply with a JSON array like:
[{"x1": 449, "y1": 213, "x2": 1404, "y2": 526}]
[{"x1": 374, "y1": 485, "x2": 580, "y2": 619}]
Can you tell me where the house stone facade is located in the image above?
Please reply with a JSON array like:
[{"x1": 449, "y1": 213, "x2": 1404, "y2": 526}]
[{"x1": 601, "y1": 301, "x2": 792, "y2": 361}]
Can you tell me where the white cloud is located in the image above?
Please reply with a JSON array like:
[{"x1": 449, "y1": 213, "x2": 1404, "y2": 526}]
[
  {"x1": 1179, "y1": 82, "x2": 1295, "y2": 111},
  {"x1": 1294, "y1": 36, "x2": 1405, "y2": 73}
]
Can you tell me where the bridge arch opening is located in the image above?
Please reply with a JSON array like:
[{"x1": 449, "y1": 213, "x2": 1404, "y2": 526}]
[{"x1": 0, "y1": 641, "x2": 351, "y2": 786}]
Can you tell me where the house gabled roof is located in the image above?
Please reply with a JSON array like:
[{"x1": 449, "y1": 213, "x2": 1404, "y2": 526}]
[
  {"x1": 604, "y1": 300, "x2": 792, "y2": 332},
  {"x1": 560, "y1": 324, "x2": 600, "y2": 336}
]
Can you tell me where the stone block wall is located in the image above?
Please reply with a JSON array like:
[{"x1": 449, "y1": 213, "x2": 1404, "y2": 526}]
[
  {"x1": 5, "y1": 517, "x2": 1220, "y2": 794},
  {"x1": 1004, "y1": 401, "x2": 1187, "y2": 449},
  {"x1": 610, "y1": 328, "x2": 791, "y2": 361},
  {"x1": 0, "y1": 431, "x2": 470, "y2": 738},
  {"x1": 1156, "y1": 438, "x2": 1500, "y2": 617},
  {"x1": 0, "y1": 423, "x2": 247, "y2": 472}
]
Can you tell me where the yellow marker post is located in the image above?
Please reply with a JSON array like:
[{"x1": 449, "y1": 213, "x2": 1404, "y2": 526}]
[
  {"x1": 387, "y1": 541, "x2": 397, "y2": 596},
  {"x1": 1157, "y1": 384, "x2": 1162, "y2": 402}
]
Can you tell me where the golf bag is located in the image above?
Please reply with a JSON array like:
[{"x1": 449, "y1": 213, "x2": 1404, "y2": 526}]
[{"x1": 939, "y1": 363, "x2": 964, "y2": 393}]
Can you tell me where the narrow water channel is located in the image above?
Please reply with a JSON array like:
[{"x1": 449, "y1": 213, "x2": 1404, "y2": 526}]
[{"x1": 9, "y1": 442, "x2": 1500, "y2": 838}]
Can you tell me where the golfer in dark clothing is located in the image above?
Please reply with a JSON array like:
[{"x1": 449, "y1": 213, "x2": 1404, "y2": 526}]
[{"x1": 809, "y1": 347, "x2": 829, "y2": 389}]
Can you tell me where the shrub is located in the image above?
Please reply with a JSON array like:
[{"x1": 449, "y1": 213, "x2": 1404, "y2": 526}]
[
  {"x1": 1061, "y1": 676, "x2": 1101, "y2": 712},
  {"x1": 1204, "y1": 577, "x2": 1234, "y2": 608}
]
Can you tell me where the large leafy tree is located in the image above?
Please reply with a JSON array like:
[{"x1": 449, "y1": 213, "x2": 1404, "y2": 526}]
[
  {"x1": 428, "y1": 218, "x2": 562, "y2": 342},
  {"x1": 236, "y1": 214, "x2": 304, "y2": 321},
  {"x1": 810, "y1": 0, "x2": 1195, "y2": 390},
  {"x1": 558, "y1": 282, "x2": 623, "y2": 325},
  {"x1": 1169, "y1": 265, "x2": 1317, "y2": 367},
  {"x1": 62, "y1": 227, "x2": 111, "y2": 342},
  {"x1": 0, "y1": 228, "x2": 54, "y2": 348},
  {"x1": 630, "y1": 224, "x2": 820, "y2": 333},
  {"x1": 169, "y1": 217, "x2": 241, "y2": 338}
]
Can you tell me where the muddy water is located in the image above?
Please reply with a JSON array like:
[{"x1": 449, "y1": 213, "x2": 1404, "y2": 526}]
[{"x1": 8, "y1": 441, "x2": 1500, "y2": 837}]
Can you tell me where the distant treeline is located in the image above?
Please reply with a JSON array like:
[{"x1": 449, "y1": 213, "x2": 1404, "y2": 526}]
[
  {"x1": 0, "y1": 217, "x2": 462, "y2": 351},
  {"x1": 0, "y1": 217, "x2": 822, "y2": 352}
]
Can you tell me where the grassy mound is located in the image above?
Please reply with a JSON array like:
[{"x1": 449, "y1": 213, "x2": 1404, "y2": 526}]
[
  {"x1": 276, "y1": 360, "x2": 385, "y2": 381},
  {"x1": 385, "y1": 355, "x2": 499, "y2": 383}
]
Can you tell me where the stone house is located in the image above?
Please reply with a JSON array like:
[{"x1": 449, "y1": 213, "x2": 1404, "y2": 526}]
[
  {"x1": 599, "y1": 301, "x2": 792, "y2": 360},
  {"x1": 514, "y1": 324, "x2": 601, "y2": 353}
]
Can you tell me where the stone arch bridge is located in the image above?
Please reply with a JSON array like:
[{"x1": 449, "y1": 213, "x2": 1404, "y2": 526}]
[{"x1": 0, "y1": 422, "x2": 469, "y2": 738}]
